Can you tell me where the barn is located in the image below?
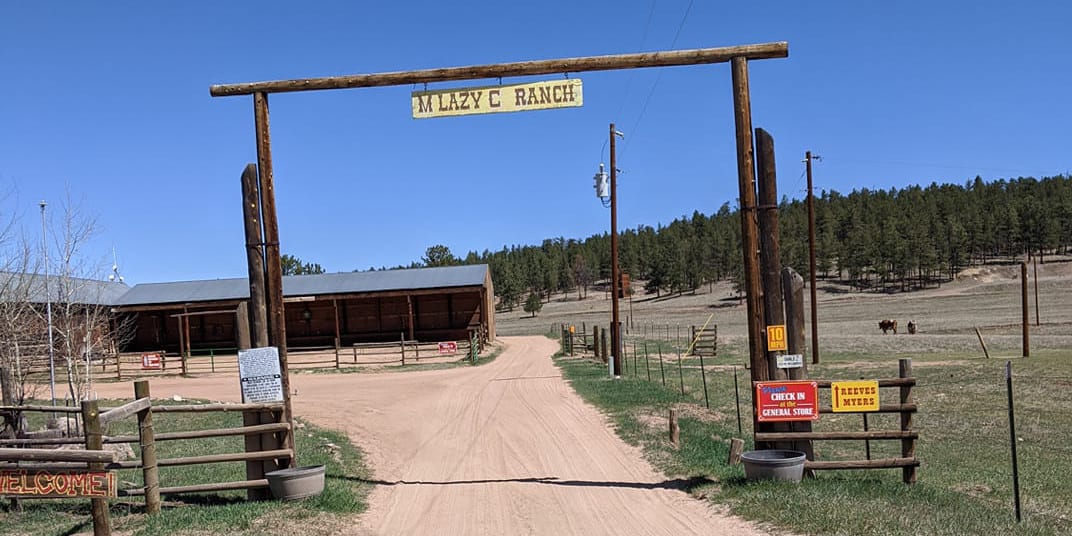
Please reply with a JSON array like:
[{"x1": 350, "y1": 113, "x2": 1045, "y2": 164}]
[{"x1": 112, "y1": 264, "x2": 495, "y2": 355}]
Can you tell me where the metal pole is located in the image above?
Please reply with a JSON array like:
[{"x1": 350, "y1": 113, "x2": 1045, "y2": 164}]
[
  {"x1": 1006, "y1": 361, "x2": 1022, "y2": 523},
  {"x1": 805, "y1": 151, "x2": 820, "y2": 364},
  {"x1": 609, "y1": 123, "x2": 623, "y2": 377},
  {"x1": 40, "y1": 201, "x2": 56, "y2": 406}
]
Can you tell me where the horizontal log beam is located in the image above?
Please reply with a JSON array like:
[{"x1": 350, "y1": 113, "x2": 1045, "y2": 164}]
[
  {"x1": 0, "y1": 437, "x2": 84, "y2": 446},
  {"x1": 156, "y1": 448, "x2": 292, "y2": 468},
  {"x1": 819, "y1": 403, "x2": 916, "y2": 414},
  {"x1": 153, "y1": 403, "x2": 284, "y2": 413},
  {"x1": 0, "y1": 405, "x2": 81, "y2": 414},
  {"x1": 813, "y1": 378, "x2": 915, "y2": 388},
  {"x1": 120, "y1": 478, "x2": 269, "y2": 496},
  {"x1": 210, "y1": 42, "x2": 788, "y2": 97},
  {"x1": 107, "y1": 422, "x2": 291, "y2": 444},
  {"x1": 99, "y1": 397, "x2": 151, "y2": 426},
  {"x1": 0, "y1": 447, "x2": 116, "y2": 463},
  {"x1": 756, "y1": 430, "x2": 918, "y2": 441},
  {"x1": 806, "y1": 457, "x2": 920, "y2": 470}
]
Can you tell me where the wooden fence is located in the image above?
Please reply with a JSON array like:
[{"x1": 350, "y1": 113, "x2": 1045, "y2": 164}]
[
  {"x1": 1, "y1": 380, "x2": 293, "y2": 533},
  {"x1": 689, "y1": 325, "x2": 718, "y2": 357},
  {"x1": 21, "y1": 337, "x2": 475, "y2": 382},
  {"x1": 754, "y1": 358, "x2": 919, "y2": 483}
]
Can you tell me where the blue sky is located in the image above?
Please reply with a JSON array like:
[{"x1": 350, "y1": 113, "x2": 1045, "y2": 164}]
[{"x1": 2, "y1": 1, "x2": 1069, "y2": 284}]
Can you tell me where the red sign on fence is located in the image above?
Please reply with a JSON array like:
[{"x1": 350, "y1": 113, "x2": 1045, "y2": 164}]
[
  {"x1": 141, "y1": 352, "x2": 162, "y2": 370},
  {"x1": 755, "y1": 381, "x2": 819, "y2": 422},
  {"x1": 438, "y1": 341, "x2": 458, "y2": 354}
]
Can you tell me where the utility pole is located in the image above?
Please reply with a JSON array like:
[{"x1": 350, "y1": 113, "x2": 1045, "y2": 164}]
[
  {"x1": 609, "y1": 123, "x2": 624, "y2": 377},
  {"x1": 40, "y1": 201, "x2": 57, "y2": 406},
  {"x1": 805, "y1": 152, "x2": 820, "y2": 364}
]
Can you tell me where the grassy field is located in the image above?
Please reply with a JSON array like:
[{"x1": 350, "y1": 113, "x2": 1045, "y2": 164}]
[
  {"x1": 1, "y1": 406, "x2": 373, "y2": 536},
  {"x1": 554, "y1": 341, "x2": 1072, "y2": 535}
]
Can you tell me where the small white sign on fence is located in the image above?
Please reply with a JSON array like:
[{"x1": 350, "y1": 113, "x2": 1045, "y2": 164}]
[
  {"x1": 238, "y1": 346, "x2": 284, "y2": 403},
  {"x1": 776, "y1": 353, "x2": 804, "y2": 369}
]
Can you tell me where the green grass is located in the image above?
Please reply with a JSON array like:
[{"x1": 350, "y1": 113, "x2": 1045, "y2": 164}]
[
  {"x1": 555, "y1": 342, "x2": 1072, "y2": 535},
  {"x1": 1, "y1": 406, "x2": 373, "y2": 536}
]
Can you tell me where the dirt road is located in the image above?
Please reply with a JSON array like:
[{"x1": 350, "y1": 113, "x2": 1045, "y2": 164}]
[{"x1": 95, "y1": 336, "x2": 768, "y2": 535}]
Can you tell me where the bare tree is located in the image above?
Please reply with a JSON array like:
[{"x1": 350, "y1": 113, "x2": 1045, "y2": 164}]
[
  {"x1": 0, "y1": 193, "x2": 43, "y2": 435},
  {"x1": 46, "y1": 190, "x2": 118, "y2": 403}
]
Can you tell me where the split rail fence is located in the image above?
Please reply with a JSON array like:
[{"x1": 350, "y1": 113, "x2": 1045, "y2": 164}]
[{"x1": 1, "y1": 380, "x2": 292, "y2": 534}]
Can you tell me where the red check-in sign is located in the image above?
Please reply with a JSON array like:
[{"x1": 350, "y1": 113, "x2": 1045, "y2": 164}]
[
  {"x1": 438, "y1": 341, "x2": 457, "y2": 354},
  {"x1": 756, "y1": 381, "x2": 819, "y2": 422}
]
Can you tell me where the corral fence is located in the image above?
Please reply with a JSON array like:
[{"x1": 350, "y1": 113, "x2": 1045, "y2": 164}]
[
  {"x1": 1, "y1": 380, "x2": 291, "y2": 534},
  {"x1": 21, "y1": 335, "x2": 479, "y2": 381}
]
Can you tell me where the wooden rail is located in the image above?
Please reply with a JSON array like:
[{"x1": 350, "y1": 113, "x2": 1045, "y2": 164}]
[{"x1": 0, "y1": 447, "x2": 116, "y2": 463}]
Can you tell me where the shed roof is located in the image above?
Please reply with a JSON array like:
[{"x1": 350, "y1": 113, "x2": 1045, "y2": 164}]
[
  {"x1": 114, "y1": 264, "x2": 489, "y2": 306},
  {"x1": 0, "y1": 271, "x2": 130, "y2": 306}
]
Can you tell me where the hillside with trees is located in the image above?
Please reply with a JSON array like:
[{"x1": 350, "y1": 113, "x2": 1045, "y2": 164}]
[{"x1": 450, "y1": 175, "x2": 1071, "y2": 311}]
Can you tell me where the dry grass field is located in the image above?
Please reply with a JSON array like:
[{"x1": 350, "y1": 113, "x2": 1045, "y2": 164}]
[
  {"x1": 500, "y1": 257, "x2": 1072, "y2": 534},
  {"x1": 497, "y1": 257, "x2": 1072, "y2": 360}
]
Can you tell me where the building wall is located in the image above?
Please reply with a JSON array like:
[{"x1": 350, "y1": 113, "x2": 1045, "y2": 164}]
[{"x1": 121, "y1": 284, "x2": 494, "y2": 353}]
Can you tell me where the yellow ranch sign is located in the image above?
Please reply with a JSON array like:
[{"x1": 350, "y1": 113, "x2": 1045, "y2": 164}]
[
  {"x1": 831, "y1": 380, "x2": 880, "y2": 412},
  {"x1": 412, "y1": 79, "x2": 583, "y2": 119}
]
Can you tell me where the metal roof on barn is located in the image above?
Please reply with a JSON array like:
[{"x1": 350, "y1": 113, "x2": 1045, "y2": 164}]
[
  {"x1": 0, "y1": 271, "x2": 131, "y2": 306},
  {"x1": 114, "y1": 264, "x2": 489, "y2": 306}
]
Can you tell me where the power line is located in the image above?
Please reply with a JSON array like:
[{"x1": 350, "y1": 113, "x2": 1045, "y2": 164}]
[
  {"x1": 612, "y1": 0, "x2": 659, "y2": 122},
  {"x1": 622, "y1": 0, "x2": 695, "y2": 157}
]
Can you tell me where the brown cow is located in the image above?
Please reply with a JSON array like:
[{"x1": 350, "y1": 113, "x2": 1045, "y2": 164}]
[
  {"x1": 879, "y1": 319, "x2": 898, "y2": 334},
  {"x1": 907, "y1": 321, "x2": 917, "y2": 334}
]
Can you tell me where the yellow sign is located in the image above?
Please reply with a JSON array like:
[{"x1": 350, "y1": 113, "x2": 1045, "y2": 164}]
[
  {"x1": 831, "y1": 380, "x2": 880, "y2": 412},
  {"x1": 412, "y1": 79, "x2": 583, "y2": 119},
  {"x1": 766, "y1": 325, "x2": 787, "y2": 351}
]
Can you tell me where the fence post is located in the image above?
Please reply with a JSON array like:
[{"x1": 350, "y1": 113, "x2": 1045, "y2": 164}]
[
  {"x1": 335, "y1": 337, "x2": 341, "y2": 369},
  {"x1": 134, "y1": 380, "x2": 160, "y2": 514},
  {"x1": 600, "y1": 328, "x2": 607, "y2": 362},
  {"x1": 400, "y1": 332, "x2": 406, "y2": 366},
  {"x1": 210, "y1": 349, "x2": 215, "y2": 373},
  {"x1": 899, "y1": 358, "x2": 917, "y2": 483},
  {"x1": 81, "y1": 399, "x2": 111, "y2": 536},
  {"x1": 115, "y1": 354, "x2": 122, "y2": 380},
  {"x1": 653, "y1": 343, "x2": 665, "y2": 386}
]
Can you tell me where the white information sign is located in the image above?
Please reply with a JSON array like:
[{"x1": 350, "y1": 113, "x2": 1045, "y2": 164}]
[
  {"x1": 238, "y1": 347, "x2": 284, "y2": 403},
  {"x1": 776, "y1": 353, "x2": 804, "y2": 369}
]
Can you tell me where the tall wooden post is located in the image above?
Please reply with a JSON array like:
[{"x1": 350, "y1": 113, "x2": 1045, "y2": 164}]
[
  {"x1": 1021, "y1": 261, "x2": 1029, "y2": 358},
  {"x1": 1033, "y1": 257, "x2": 1039, "y2": 327},
  {"x1": 406, "y1": 295, "x2": 415, "y2": 341},
  {"x1": 805, "y1": 151, "x2": 820, "y2": 364},
  {"x1": 730, "y1": 57, "x2": 766, "y2": 384},
  {"x1": 254, "y1": 91, "x2": 295, "y2": 467},
  {"x1": 81, "y1": 400, "x2": 111, "y2": 536},
  {"x1": 899, "y1": 358, "x2": 917, "y2": 483},
  {"x1": 609, "y1": 123, "x2": 623, "y2": 377},
  {"x1": 756, "y1": 128, "x2": 786, "y2": 382},
  {"x1": 240, "y1": 163, "x2": 269, "y2": 348},
  {"x1": 783, "y1": 267, "x2": 814, "y2": 461},
  {"x1": 134, "y1": 380, "x2": 160, "y2": 514}
]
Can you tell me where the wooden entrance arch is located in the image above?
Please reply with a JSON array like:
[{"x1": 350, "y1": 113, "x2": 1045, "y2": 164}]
[{"x1": 210, "y1": 41, "x2": 790, "y2": 465}]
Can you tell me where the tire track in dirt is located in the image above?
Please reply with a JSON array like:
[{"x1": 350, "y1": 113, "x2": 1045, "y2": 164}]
[{"x1": 95, "y1": 336, "x2": 773, "y2": 535}]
